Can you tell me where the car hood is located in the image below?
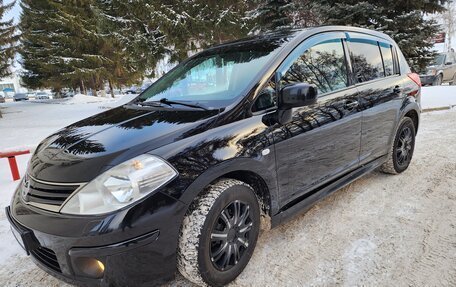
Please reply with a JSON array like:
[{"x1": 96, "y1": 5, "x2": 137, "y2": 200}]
[{"x1": 29, "y1": 105, "x2": 219, "y2": 183}]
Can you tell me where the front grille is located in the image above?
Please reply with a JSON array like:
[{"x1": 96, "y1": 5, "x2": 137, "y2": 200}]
[
  {"x1": 23, "y1": 175, "x2": 80, "y2": 207},
  {"x1": 30, "y1": 246, "x2": 62, "y2": 273}
]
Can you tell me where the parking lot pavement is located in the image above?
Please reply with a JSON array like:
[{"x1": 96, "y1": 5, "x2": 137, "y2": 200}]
[{"x1": 0, "y1": 104, "x2": 456, "y2": 285}]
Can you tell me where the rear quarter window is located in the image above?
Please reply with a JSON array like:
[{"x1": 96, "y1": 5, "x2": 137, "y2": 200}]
[{"x1": 379, "y1": 43, "x2": 395, "y2": 76}]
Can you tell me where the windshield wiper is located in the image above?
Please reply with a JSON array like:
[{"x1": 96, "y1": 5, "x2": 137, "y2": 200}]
[
  {"x1": 136, "y1": 98, "x2": 209, "y2": 110},
  {"x1": 158, "y1": 98, "x2": 208, "y2": 110},
  {"x1": 136, "y1": 101, "x2": 163, "y2": 107}
]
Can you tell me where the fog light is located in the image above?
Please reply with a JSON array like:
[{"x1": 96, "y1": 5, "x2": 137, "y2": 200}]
[{"x1": 75, "y1": 257, "x2": 105, "y2": 279}]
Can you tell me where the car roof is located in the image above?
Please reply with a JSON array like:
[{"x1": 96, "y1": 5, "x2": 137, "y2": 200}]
[{"x1": 208, "y1": 26, "x2": 395, "y2": 51}]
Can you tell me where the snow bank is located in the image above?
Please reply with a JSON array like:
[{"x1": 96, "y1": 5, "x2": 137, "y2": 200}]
[
  {"x1": 0, "y1": 153, "x2": 30, "y2": 263},
  {"x1": 421, "y1": 85, "x2": 456, "y2": 110},
  {"x1": 98, "y1": 93, "x2": 138, "y2": 109},
  {"x1": 67, "y1": 94, "x2": 111, "y2": 104}
]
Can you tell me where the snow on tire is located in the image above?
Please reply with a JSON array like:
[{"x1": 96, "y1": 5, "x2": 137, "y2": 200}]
[
  {"x1": 177, "y1": 178, "x2": 255, "y2": 286},
  {"x1": 381, "y1": 116, "x2": 415, "y2": 174}
]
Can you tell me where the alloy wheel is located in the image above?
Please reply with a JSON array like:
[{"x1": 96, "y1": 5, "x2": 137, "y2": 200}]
[
  {"x1": 210, "y1": 200, "x2": 253, "y2": 271},
  {"x1": 396, "y1": 126, "x2": 413, "y2": 167}
]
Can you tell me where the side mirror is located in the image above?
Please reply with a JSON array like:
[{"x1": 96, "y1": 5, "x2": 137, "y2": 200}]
[
  {"x1": 445, "y1": 62, "x2": 453, "y2": 66},
  {"x1": 278, "y1": 83, "x2": 318, "y2": 110},
  {"x1": 275, "y1": 83, "x2": 318, "y2": 125}
]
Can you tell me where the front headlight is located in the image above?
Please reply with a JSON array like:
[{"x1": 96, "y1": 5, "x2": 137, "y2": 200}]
[
  {"x1": 427, "y1": 69, "x2": 437, "y2": 76},
  {"x1": 60, "y1": 154, "x2": 178, "y2": 215}
]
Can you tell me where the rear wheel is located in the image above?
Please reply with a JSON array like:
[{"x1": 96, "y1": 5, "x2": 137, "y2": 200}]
[
  {"x1": 178, "y1": 179, "x2": 260, "y2": 287},
  {"x1": 381, "y1": 117, "x2": 416, "y2": 174}
]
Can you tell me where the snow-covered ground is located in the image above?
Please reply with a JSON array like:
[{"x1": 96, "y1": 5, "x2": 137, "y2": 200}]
[
  {"x1": 0, "y1": 87, "x2": 455, "y2": 286},
  {"x1": 0, "y1": 94, "x2": 137, "y2": 150},
  {"x1": 0, "y1": 94, "x2": 137, "y2": 281},
  {"x1": 421, "y1": 85, "x2": 456, "y2": 110}
]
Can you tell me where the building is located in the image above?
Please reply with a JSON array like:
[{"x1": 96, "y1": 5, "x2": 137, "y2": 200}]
[{"x1": 0, "y1": 72, "x2": 24, "y2": 94}]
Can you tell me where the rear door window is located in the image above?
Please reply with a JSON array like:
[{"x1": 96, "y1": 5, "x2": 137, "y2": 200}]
[
  {"x1": 447, "y1": 53, "x2": 456, "y2": 64},
  {"x1": 349, "y1": 38, "x2": 384, "y2": 83}
]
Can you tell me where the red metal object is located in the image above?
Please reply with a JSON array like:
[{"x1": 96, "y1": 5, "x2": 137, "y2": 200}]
[
  {"x1": 0, "y1": 150, "x2": 30, "y2": 181},
  {"x1": 7, "y1": 157, "x2": 20, "y2": 181},
  {"x1": 408, "y1": 73, "x2": 422, "y2": 87}
]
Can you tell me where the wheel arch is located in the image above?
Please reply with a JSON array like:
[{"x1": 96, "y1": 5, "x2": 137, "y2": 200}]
[
  {"x1": 221, "y1": 170, "x2": 271, "y2": 216},
  {"x1": 385, "y1": 98, "x2": 421, "y2": 149},
  {"x1": 178, "y1": 158, "x2": 278, "y2": 217},
  {"x1": 404, "y1": 109, "x2": 419, "y2": 134}
]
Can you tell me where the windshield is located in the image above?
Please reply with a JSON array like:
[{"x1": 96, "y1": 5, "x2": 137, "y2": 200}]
[
  {"x1": 137, "y1": 35, "x2": 293, "y2": 109},
  {"x1": 433, "y1": 54, "x2": 445, "y2": 66}
]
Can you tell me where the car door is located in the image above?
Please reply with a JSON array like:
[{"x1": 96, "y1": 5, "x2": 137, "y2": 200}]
[
  {"x1": 445, "y1": 52, "x2": 456, "y2": 82},
  {"x1": 346, "y1": 32, "x2": 406, "y2": 164},
  {"x1": 442, "y1": 54, "x2": 451, "y2": 81},
  {"x1": 271, "y1": 32, "x2": 362, "y2": 205}
]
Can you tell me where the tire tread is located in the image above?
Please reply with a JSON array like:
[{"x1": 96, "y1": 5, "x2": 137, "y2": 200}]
[
  {"x1": 380, "y1": 117, "x2": 414, "y2": 174},
  {"x1": 177, "y1": 179, "x2": 252, "y2": 286}
]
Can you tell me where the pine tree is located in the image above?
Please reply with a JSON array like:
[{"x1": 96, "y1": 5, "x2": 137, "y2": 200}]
[
  {"x1": 49, "y1": 0, "x2": 110, "y2": 94},
  {"x1": 291, "y1": 0, "x2": 322, "y2": 28},
  {"x1": 95, "y1": 0, "x2": 168, "y2": 79},
  {"x1": 20, "y1": 0, "x2": 60, "y2": 89},
  {"x1": 0, "y1": 0, "x2": 18, "y2": 78},
  {"x1": 315, "y1": 0, "x2": 449, "y2": 71},
  {"x1": 161, "y1": 0, "x2": 253, "y2": 60},
  {"x1": 21, "y1": 0, "x2": 113, "y2": 94},
  {"x1": 249, "y1": 0, "x2": 295, "y2": 34},
  {"x1": 97, "y1": 0, "x2": 253, "y2": 72}
]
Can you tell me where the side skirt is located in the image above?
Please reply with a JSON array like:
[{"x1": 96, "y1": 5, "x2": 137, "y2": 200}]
[{"x1": 270, "y1": 155, "x2": 387, "y2": 228}]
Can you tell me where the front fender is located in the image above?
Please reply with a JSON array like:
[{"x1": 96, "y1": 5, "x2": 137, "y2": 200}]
[
  {"x1": 175, "y1": 158, "x2": 279, "y2": 211},
  {"x1": 150, "y1": 114, "x2": 280, "y2": 214}
]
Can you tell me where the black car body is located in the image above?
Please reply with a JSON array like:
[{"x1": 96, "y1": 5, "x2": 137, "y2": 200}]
[{"x1": 7, "y1": 26, "x2": 421, "y2": 286}]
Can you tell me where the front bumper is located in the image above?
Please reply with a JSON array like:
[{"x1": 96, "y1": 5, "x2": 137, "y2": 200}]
[
  {"x1": 7, "y1": 185, "x2": 187, "y2": 287},
  {"x1": 419, "y1": 74, "x2": 436, "y2": 86}
]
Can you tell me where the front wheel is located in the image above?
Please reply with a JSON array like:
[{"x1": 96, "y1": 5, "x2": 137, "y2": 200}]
[
  {"x1": 178, "y1": 179, "x2": 260, "y2": 287},
  {"x1": 381, "y1": 117, "x2": 416, "y2": 174},
  {"x1": 432, "y1": 74, "x2": 443, "y2": 86}
]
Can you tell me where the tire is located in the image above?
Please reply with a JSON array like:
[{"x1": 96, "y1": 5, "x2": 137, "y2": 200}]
[
  {"x1": 432, "y1": 74, "x2": 442, "y2": 86},
  {"x1": 177, "y1": 179, "x2": 260, "y2": 287},
  {"x1": 450, "y1": 73, "x2": 456, "y2": 86},
  {"x1": 381, "y1": 117, "x2": 416, "y2": 174}
]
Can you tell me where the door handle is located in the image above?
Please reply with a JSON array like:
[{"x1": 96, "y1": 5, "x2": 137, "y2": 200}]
[{"x1": 344, "y1": 100, "x2": 359, "y2": 110}]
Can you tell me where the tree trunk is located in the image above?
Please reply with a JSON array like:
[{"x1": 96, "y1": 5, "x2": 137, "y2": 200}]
[
  {"x1": 80, "y1": 80, "x2": 87, "y2": 95},
  {"x1": 90, "y1": 77, "x2": 97, "y2": 96},
  {"x1": 109, "y1": 79, "x2": 115, "y2": 98}
]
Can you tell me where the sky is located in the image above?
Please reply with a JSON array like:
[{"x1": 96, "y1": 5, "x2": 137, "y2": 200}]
[{"x1": 3, "y1": 0, "x2": 20, "y2": 24}]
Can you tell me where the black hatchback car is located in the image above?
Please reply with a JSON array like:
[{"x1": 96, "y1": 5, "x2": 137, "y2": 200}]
[{"x1": 7, "y1": 26, "x2": 421, "y2": 287}]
